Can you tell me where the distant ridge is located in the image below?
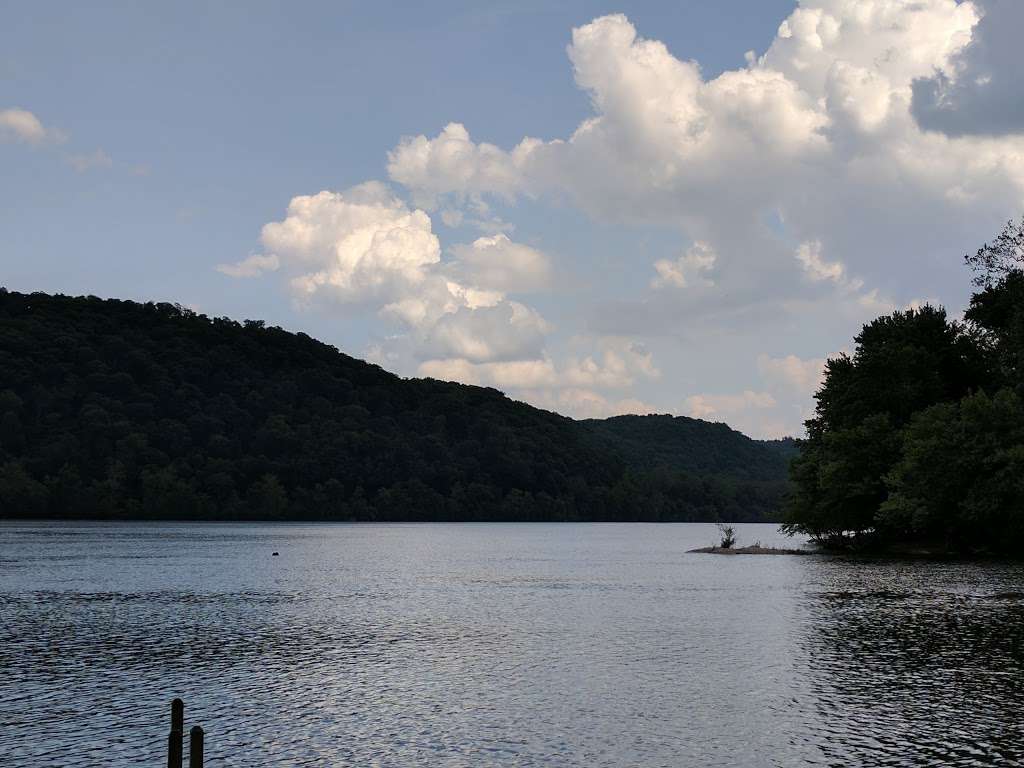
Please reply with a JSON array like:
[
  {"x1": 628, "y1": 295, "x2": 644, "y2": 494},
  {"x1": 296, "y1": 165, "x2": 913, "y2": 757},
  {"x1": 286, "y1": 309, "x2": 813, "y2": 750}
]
[
  {"x1": 582, "y1": 415, "x2": 796, "y2": 483},
  {"x1": 0, "y1": 289, "x2": 793, "y2": 522}
]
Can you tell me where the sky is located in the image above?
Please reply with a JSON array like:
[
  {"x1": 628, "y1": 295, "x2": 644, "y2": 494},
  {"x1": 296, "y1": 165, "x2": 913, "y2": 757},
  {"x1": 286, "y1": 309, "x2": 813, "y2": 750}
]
[{"x1": 3, "y1": 0, "x2": 1023, "y2": 438}]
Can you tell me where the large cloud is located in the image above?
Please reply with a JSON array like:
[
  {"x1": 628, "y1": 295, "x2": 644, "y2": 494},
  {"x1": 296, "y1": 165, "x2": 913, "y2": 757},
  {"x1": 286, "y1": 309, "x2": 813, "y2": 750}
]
[
  {"x1": 912, "y1": 0, "x2": 1024, "y2": 137},
  {"x1": 242, "y1": 2, "x2": 1024, "y2": 436},
  {"x1": 257, "y1": 182, "x2": 441, "y2": 304},
  {"x1": 417, "y1": 337, "x2": 660, "y2": 418},
  {"x1": 389, "y1": 4, "x2": 1023, "y2": 299},
  {"x1": 387, "y1": 122, "x2": 532, "y2": 210},
  {"x1": 421, "y1": 302, "x2": 549, "y2": 363},
  {"x1": 447, "y1": 233, "x2": 551, "y2": 293},
  {"x1": 233, "y1": 182, "x2": 559, "y2": 372},
  {"x1": 380, "y1": 1, "x2": 1024, "y2": 436}
]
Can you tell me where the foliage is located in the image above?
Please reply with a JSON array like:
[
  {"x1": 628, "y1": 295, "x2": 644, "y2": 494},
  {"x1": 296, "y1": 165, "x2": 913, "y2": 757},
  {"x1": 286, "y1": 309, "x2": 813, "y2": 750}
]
[
  {"x1": 964, "y1": 270, "x2": 1024, "y2": 390},
  {"x1": 881, "y1": 390, "x2": 1024, "y2": 551},
  {"x1": 581, "y1": 415, "x2": 795, "y2": 522},
  {"x1": 783, "y1": 306, "x2": 982, "y2": 542},
  {"x1": 785, "y1": 218, "x2": 1024, "y2": 555},
  {"x1": 582, "y1": 414, "x2": 796, "y2": 482},
  {"x1": 0, "y1": 289, "x2": 793, "y2": 522},
  {"x1": 716, "y1": 522, "x2": 736, "y2": 549},
  {"x1": 965, "y1": 215, "x2": 1024, "y2": 288}
]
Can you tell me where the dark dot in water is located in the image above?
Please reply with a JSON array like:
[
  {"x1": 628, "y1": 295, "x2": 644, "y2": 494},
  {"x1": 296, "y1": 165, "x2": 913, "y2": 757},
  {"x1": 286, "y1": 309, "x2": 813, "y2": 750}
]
[{"x1": 272, "y1": 552, "x2": 279, "y2": 556}]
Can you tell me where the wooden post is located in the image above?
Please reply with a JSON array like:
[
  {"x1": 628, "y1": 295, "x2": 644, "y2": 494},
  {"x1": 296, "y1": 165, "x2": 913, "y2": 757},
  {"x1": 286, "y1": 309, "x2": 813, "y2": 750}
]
[
  {"x1": 168, "y1": 699, "x2": 184, "y2": 768},
  {"x1": 167, "y1": 729, "x2": 183, "y2": 768},
  {"x1": 171, "y1": 698, "x2": 184, "y2": 735},
  {"x1": 189, "y1": 725, "x2": 204, "y2": 768}
]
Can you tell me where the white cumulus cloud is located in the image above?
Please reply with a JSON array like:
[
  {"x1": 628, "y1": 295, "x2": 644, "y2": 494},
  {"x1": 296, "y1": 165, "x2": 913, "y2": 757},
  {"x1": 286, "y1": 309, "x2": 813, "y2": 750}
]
[
  {"x1": 387, "y1": 4, "x2": 1024, "y2": 329},
  {"x1": 387, "y1": 122, "x2": 532, "y2": 210},
  {"x1": 684, "y1": 390, "x2": 777, "y2": 421},
  {"x1": 417, "y1": 336, "x2": 660, "y2": 417},
  {"x1": 421, "y1": 301, "x2": 549, "y2": 363},
  {"x1": 795, "y1": 240, "x2": 845, "y2": 284},
  {"x1": 447, "y1": 233, "x2": 551, "y2": 293},
  {"x1": 216, "y1": 254, "x2": 281, "y2": 279},
  {"x1": 251, "y1": 182, "x2": 558, "y2": 371},
  {"x1": 244, "y1": 1, "x2": 1024, "y2": 436},
  {"x1": 758, "y1": 354, "x2": 826, "y2": 397},
  {"x1": 652, "y1": 241, "x2": 717, "y2": 289},
  {"x1": 0, "y1": 107, "x2": 64, "y2": 145},
  {"x1": 261, "y1": 182, "x2": 441, "y2": 304}
]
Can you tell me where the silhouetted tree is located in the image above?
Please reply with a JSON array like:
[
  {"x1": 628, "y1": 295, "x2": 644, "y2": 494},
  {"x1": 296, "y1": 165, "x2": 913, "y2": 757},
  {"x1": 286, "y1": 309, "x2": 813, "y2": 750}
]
[
  {"x1": 785, "y1": 218, "x2": 1024, "y2": 554},
  {"x1": 966, "y1": 215, "x2": 1024, "y2": 287}
]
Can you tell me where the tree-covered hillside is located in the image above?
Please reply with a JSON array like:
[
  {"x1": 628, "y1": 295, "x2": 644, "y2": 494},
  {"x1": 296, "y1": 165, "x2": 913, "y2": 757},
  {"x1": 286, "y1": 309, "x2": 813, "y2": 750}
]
[
  {"x1": 582, "y1": 414, "x2": 796, "y2": 482},
  {"x1": 0, "y1": 289, "x2": 792, "y2": 522}
]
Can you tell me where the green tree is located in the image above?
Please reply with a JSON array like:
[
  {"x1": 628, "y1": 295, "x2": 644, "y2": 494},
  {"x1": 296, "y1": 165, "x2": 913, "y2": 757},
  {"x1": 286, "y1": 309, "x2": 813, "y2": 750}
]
[
  {"x1": 964, "y1": 270, "x2": 1024, "y2": 389},
  {"x1": 141, "y1": 466, "x2": 204, "y2": 519},
  {"x1": 784, "y1": 306, "x2": 979, "y2": 543},
  {"x1": 0, "y1": 461, "x2": 50, "y2": 517},
  {"x1": 246, "y1": 473, "x2": 289, "y2": 519},
  {"x1": 882, "y1": 390, "x2": 1024, "y2": 552},
  {"x1": 0, "y1": 411, "x2": 25, "y2": 454}
]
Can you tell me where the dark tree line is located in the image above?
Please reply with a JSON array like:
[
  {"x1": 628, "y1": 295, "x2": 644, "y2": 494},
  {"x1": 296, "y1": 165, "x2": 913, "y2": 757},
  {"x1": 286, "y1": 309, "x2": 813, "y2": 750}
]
[
  {"x1": 0, "y1": 290, "x2": 792, "y2": 522},
  {"x1": 785, "y1": 216, "x2": 1024, "y2": 554}
]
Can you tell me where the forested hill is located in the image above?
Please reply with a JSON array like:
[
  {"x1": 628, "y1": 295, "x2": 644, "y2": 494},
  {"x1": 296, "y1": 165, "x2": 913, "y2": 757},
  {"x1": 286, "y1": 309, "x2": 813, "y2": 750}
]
[
  {"x1": 0, "y1": 289, "x2": 793, "y2": 522},
  {"x1": 581, "y1": 415, "x2": 796, "y2": 482}
]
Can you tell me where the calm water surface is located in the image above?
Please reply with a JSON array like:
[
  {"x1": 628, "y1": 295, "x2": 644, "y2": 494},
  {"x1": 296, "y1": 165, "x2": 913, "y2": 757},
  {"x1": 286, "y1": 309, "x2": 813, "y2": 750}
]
[{"x1": 1, "y1": 522, "x2": 1023, "y2": 767}]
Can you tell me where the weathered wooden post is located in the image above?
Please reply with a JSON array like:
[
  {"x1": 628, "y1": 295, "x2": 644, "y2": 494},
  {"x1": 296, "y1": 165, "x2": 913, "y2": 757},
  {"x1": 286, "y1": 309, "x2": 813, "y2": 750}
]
[
  {"x1": 168, "y1": 698, "x2": 184, "y2": 768},
  {"x1": 171, "y1": 699, "x2": 184, "y2": 734},
  {"x1": 189, "y1": 725, "x2": 204, "y2": 768},
  {"x1": 167, "y1": 729, "x2": 183, "y2": 768}
]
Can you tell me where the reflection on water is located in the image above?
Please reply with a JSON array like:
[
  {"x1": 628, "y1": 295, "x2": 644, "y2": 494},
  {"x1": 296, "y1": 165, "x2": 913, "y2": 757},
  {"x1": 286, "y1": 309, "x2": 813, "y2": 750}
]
[
  {"x1": 796, "y1": 566, "x2": 1024, "y2": 766},
  {"x1": 1, "y1": 522, "x2": 1022, "y2": 767}
]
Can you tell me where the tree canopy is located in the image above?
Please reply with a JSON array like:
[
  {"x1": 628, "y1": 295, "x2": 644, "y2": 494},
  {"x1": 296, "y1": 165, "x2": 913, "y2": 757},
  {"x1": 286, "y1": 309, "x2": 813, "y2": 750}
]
[
  {"x1": 784, "y1": 217, "x2": 1024, "y2": 554},
  {"x1": 0, "y1": 289, "x2": 792, "y2": 522}
]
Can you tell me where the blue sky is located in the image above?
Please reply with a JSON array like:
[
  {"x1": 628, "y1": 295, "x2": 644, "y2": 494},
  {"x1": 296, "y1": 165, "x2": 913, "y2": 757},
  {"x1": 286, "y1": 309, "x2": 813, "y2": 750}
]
[{"x1": 3, "y1": 1, "x2": 1023, "y2": 436}]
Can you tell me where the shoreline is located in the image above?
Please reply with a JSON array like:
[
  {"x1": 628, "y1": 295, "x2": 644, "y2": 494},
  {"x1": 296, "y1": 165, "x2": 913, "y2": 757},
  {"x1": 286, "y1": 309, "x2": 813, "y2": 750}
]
[{"x1": 689, "y1": 545, "x2": 815, "y2": 555}]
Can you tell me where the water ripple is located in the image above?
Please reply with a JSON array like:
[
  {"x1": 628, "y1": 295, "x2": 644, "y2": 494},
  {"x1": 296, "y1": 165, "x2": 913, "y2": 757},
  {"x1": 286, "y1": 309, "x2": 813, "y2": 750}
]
[{"x1": 1, "y1": 522, "x2": 1022, "y2": 767}]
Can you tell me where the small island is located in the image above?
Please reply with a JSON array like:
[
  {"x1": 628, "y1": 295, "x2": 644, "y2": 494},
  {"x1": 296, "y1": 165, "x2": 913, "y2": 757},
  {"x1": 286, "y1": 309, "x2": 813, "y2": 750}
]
[{"x1": 689, "y1": 544, "x2": 813, "y2": 555}]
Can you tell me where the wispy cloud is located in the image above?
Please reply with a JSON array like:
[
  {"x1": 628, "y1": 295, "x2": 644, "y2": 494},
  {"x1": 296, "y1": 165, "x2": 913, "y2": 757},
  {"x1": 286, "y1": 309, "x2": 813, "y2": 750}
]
[
  {"x1": 0, "y1": 107, "x2": 65, "y2": 145},
  {"x1": 66, "y1": 149, "x2": 113, "y2": 173}
]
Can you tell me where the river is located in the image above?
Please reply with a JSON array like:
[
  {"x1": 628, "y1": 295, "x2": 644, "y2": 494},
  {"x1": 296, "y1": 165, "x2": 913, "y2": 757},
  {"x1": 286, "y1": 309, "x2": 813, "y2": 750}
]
[{"x1": 2, "y1": 521, "x2": 1022, "y2": 766}]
